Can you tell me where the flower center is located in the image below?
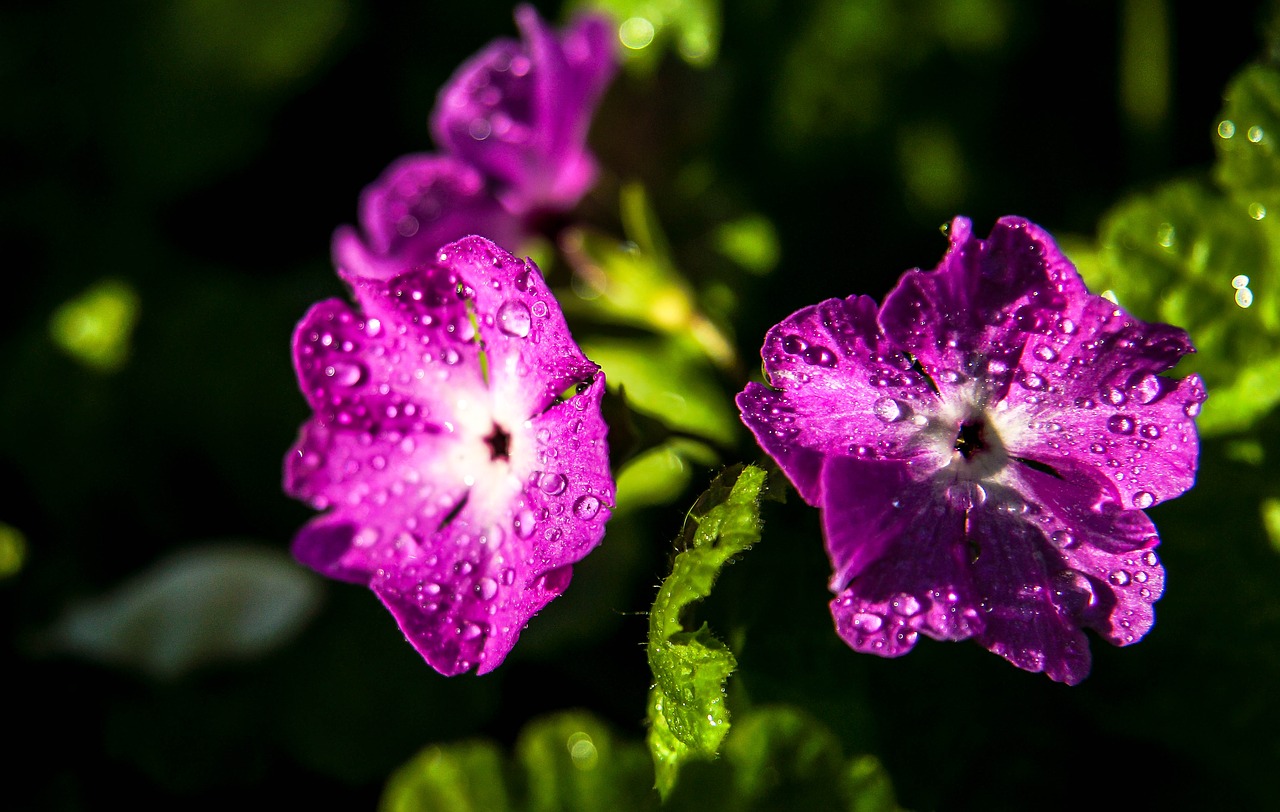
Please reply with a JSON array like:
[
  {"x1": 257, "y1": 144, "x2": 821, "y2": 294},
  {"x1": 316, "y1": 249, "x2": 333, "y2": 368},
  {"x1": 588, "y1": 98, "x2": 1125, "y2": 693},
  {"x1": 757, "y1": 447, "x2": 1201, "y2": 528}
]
[
  {"x1": 484, "y1": 422, "x2": 512, "y2": 461},
  {"x1": 954, "y1": 420, "x2": 986, "y2": 460}
]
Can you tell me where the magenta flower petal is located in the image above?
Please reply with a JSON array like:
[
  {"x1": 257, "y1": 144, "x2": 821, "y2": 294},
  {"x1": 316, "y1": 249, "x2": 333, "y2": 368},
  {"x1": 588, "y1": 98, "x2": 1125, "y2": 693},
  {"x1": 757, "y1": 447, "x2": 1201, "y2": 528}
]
[
  {"x1": 285, "y1": 237, "x2": 613, "y2": 676},
  {"x1": 738, "y1": 216, "x2": 1203, "y2": 683},
  {"x1": 331, "y1": 154, "x2": 524, "y2": 283},
  {"x1": 430, "y1": 4, "x2": 618, "y2": 216}
]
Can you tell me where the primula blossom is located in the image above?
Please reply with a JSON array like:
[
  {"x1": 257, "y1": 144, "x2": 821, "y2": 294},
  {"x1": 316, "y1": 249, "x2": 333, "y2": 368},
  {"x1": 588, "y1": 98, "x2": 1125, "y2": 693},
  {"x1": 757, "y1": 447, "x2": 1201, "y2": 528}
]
[
  {"x1": 333, "y1": 5, "x2": 618, "y2": 283},
  {"x1": 285, "y1": 237, "x2": 614, "y2": 676},
  {"x1": 737, "y1": 217, "x2": 1205, "y2": 684}
]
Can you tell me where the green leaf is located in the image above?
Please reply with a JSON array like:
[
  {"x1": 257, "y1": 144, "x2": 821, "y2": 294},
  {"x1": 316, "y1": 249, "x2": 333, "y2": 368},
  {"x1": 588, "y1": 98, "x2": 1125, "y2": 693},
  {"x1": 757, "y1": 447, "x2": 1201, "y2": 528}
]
[
  {"x1": 1086, "y1": 179, "x2": 1280, "y2": 435},
  {"x1": 573, "y1": 0, "x2": 720, "y2": 72},
  {"x1": 561, "y1": 185, "x2": 740, "y2": 373},
  {"x1": 517, "y1": 712, "x2": 657, "y2": 812},
  {"x1": 381, "y1": 742, "x2": 511, "y2": 812},
  {"x1": 1215, "y1": 64, "x2": 1280, "y2": 214},
  {"x1": 646, "y1": 464, "x2": 767, "y2": 798},
  {"x1": 720, "y1": 707, "x2": 902, "y2": 812},
  {"x1": 380, "y1": 712, "x2": 657, "y2": 812}
]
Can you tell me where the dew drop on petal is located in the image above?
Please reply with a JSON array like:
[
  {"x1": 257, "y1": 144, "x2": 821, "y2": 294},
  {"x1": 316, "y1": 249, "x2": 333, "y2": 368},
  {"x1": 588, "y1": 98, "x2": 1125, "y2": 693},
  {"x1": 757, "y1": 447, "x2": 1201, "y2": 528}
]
[
  {"x1": 497, "y1": 300, "x2": 532, "y2": 338},
  {"x1": 325, "y1": 361, "x2": 365, "y2": 387},
  {"x1": 891, "y1": 593, "x2": 921, "y2": 617},
  {"x1": 460, "y1": 621, "x2": 484, "y2": 640},
  {"x1": 530, "y1": 300, "x2": 549, "y2": 318},
  {"x1": 1107, "y1": 415, "x2": 1136, "y2": 435},
  {"x1": 537, "y1": 472, "x2": 567, "y2": 495},
  {"x1": 1143, "y1": 550, "x2": 1158, "y2": 567},
  {"x1": 853, "y1": 612, "x2": 883, "y2": 632},
  {"x1": 803, "y1": 344, "x2": 837, "y2": 367},
  {"x1": 573, "y1": 495, "x2": 601, "y2": 519},
  {"x1": 1034, "y1": 345, "x2": 1057, "y2": 362},
  {"x1": 1133, "y1": 491, "x2": 1155, "y2": 509},
  {"x1": 476, "y1": 577, "x2": 498, "y2": 600},
  {"x1": 514, "y1": 509, "x2": 537, "y2": 538},
  {"x1": 1109, "y1": 570, "x2": 1132, "y2": 586},
  {"x1": 782, "y1": 334, "x2": 807, "y2": 355},
  {"x1": 1129, "y1": 373, "x2": 1162, "y2": 404},
  {"x1": 1049, "y1": 529, "x2": 1077, "y2": 550},
  {"x1": 873, "y1": 397, "x2": 903, "y2": 422}
]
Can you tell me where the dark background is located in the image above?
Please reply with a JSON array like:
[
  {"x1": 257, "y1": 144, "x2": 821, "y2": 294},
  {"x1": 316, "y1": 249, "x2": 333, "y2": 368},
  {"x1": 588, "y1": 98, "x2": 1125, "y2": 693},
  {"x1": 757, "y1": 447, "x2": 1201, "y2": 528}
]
[{"x1": 3, "y1": 0, "x2": 1277, "y2": 808}]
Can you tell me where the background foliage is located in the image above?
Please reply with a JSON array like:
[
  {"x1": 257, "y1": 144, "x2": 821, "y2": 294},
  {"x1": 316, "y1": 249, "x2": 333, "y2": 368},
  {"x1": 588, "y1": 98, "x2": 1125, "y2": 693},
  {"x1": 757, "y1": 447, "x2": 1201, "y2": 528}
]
[{"x1": 4, "y1": 0, "x2": 1280, "y2": 809}]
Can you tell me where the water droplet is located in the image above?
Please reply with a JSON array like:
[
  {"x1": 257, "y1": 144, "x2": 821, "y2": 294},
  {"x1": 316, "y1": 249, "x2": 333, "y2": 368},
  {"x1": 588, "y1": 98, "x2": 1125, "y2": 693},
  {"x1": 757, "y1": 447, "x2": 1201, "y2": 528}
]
[
  {"x1": 1053, "y1": 569, "x2": 1097, "y2": 612},
  {"x1": 1249, "y1": 124, "x2": 1265, "y2": 142},
  {"x1": 497, "y1": 300, "x2": 532, "y2": 338},
  {"x1": 1133, "y1": 491, "x2": 1154, "y2": 509},
  {"x1": 460, "y1": 622, "x2": 484, "y2": 640},
  {"x1": 530, "y1": 300, "x2": 549, "y2": 318},
  {"x1": 852, "y1": 612, "x2": 883, "y2": 632},
  {"x1": 1089, "y1": 442, "x2": 1106, "y2": 454},
  {"x1": 476, "y1": 577, "x2": 498, "y2": 600},
  {"x1": 537, "y1": 472, "x2": 567, "y2": 495},
  {"x1": 1236, "y1": 287, "x2": 1254, "y2": 308},
  {"x1": 1184, "y1": 400, "x2": 1201, "y2": 417},
  {"x1": 1232, "y1": 274, "x2": 1251, "y2": 290},
  {"x1": 1107, "y1": 415, "x2": 1135, "y2": 435},
  {"x1": 1109, "y1": 570, "x2": 1132, "y2": 586},
  {"x1": 573, "y1": 495, "x2": 601, "y2": 519},
  {"x1": 324, "y1": 361, "x2": 365, "y2": 387},
  {"x1": 781, "y1": 334, "x2": 807, "y2": 355},
  {"x1": 1049, "y1": 529, "x2": 1077, "y2": 550},
  {"x1": 514, "y1": 509, "x2": 537, "y2": 538},
  {"x1": 1218, "y1": 119, "x2": 1236, "y2": 138},
  {"x1": 803, "y1": 345, "x2": 837, "y2": 367},
  {"x1": 1143, "y1": 550, "x2": 1158, "y2": 567},
  {"x1": 365, "y1": 318, "x2": 382, "y2": 337},
  {"x1": 1019, "y1": 370, "x2": 1046, "y2": 390},
  {"x1": 1058, "y1": 318, "x2": 1077, "y2": 335},
  {"x1": 1105, "y1": 387, "x2": 1126, "y2": 406},
  {"x1": 1034, "y1": 345, "x2": 1058, "y2": 362},
  {"x1": 872, "y1": 397, "x2": 903, "y2": 422},
  {"x1": 443, "y1": 348, "x2": 460, "y2": 365},
  {"x1": 891, "y1": 594, "x2": 920, "y2": 616}
]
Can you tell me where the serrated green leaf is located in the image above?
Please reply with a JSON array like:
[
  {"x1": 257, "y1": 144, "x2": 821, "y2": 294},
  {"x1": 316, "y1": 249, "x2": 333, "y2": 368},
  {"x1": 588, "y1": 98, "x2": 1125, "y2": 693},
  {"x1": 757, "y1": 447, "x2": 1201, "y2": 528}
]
[
  {"x1": 1087, "y1": 179, "x2": 1280, "y2": 434},
  {"x1": 647, "y1": 464, "x2": 767, "y2": 798}
]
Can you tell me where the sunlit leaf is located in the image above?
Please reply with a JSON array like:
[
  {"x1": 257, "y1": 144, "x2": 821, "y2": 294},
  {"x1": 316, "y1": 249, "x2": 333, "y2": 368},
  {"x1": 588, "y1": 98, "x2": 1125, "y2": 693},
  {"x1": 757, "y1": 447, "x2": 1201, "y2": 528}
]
[
  {"x1": 561, "y1": 184, "x2": 739, "y2": 373},
  {"x1": 721, "y1": 707, "x2": 903, "y2": 812},
  {"x1": 715, "y1": 214, "x2": 780, "y2": 275},
  {"x1": 583, "y1": 337, "x2": 738, "y2": 445},
  {"x1": 49, "y1": 278, "x2": 141, "y2": 372},
  {"x1": 0, "y1": 521, "x2": 27, "y2": 579},
  {"x1": 1215, "y1": 64, "x2": 1280, "y2": 215},
  {"x1": 45, "y1": 542, "x2": 323, "y2": 678},
  {"x1": 381, "y1": 741, "x2": 511, "y2": 812},
  {"x1": 1084, "y1": 179, "x2": 1280, "y2": 435},
  {"x1": 380, "y1": 712, "x2": 656, "y2": 812},
  {"x1": 647, "y1": 464, "x2": 766, "y2": 797},
  {"x1": 574, "y1": 0, "x2": 720, "y2": 72}
]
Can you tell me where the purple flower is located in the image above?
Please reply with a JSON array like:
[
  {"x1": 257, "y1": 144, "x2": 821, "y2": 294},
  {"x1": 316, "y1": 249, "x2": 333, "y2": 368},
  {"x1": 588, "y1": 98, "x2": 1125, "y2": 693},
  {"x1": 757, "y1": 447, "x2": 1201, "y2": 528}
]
[
  {"x1": 285, "y1": 236, "x2": 614, "y2": 676},
  {"x1": 332, "y1": 154, "x2": 526, "y2": 283},
  {"x1": 333, "y1": 6, "x2": 618, "y2": 283},
  {"x1": 431, "y1": 4, "x2": 618, "y2": 218},
  {"x1": 737, "y1": 217, "x2": 1205, "y2": 684}
]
